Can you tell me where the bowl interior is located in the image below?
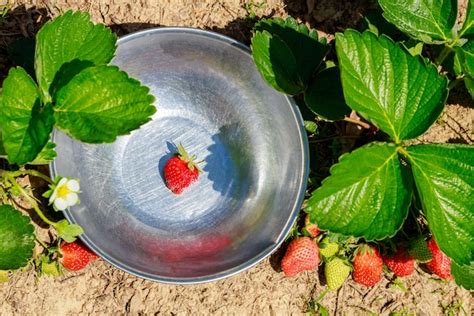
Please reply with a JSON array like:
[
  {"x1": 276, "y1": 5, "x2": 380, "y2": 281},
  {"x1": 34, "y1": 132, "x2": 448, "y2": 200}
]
[{"x1": 52, "y1": 28, "x2": 307, "y2": 283}]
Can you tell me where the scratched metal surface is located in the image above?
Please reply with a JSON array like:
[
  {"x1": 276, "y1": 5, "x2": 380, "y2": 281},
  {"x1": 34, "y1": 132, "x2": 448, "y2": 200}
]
[{"x1": 51, "y1": 28, "x2": 308, "y2": 284}]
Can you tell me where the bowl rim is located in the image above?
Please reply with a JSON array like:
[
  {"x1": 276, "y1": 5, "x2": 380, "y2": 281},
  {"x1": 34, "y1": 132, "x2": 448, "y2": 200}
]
[{"x1": 50, "y1": 26, "x2": 309, "y2": 284}]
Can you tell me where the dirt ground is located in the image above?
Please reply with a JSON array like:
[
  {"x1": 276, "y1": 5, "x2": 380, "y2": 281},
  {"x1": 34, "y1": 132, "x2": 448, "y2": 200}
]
[{"x1": 1, "y1": 0, "x2": 473, "y2": 315}]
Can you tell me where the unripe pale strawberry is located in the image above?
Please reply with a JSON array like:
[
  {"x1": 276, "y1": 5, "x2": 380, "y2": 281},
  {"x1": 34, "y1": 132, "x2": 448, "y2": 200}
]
[{"x1": 325, "y1": 257, "x2": 351, "y2": 290}]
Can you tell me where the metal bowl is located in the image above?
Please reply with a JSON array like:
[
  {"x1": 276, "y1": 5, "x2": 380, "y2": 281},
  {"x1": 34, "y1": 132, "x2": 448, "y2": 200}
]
[{"x1": 51, "y1": 28, "x2": 308, "y2": 284}]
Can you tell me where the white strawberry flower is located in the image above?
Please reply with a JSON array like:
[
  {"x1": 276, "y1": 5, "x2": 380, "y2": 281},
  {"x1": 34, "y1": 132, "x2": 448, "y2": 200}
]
[{"x1": 49, "y1": 177, "x2": 80, "y2": 211}]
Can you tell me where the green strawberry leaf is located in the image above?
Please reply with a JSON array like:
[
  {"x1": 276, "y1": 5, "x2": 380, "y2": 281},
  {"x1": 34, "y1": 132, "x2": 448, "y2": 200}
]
[
  {"x1": 50, "y1": 60, "x2": 95, "y2": 98},
  {"x1": 0, "y1": 205, "x2": 35, "y2": 270},
  {"x1": 251, "y1": 30, "x2": 304, "y2": 95},
  {"x1": 359, "y1": 9, "x2": 404, "y2": 39},
  {"x1": 465, "y1": 76, "x2": 474, "y2": 98},
  {"x1": 404, "y1": 41, "x2": 424, "y2": 56},
  {"x1": 39, "y1": 256, "x2": 62, "y2": 277},
  {"x1": 455, "y1": 40, "x2": 474, "y2": 77},
  {"x1": 0, "y1": 87, "x2": 3, "y2": 157},
  {"x1": 304, "y1": 120, "x2": 318, "y2": 134},
  {"x1": 304, "y1": 67, "x2": 351, "y2": 120},
  {"x1": 0, "y1": 132, "x2": 5, "y2": 157},
  {"x1": 29, "y1": 142, "x2": 57, "y2": 165},
  {"x1": 408, "y1": 236, "x2": 432, "y2": 263},
  {"x1": 451, "y1": 260, "x2": 474, "y2": 290},
  {"x1": 306, "y1": 142, "x2": 413, "y2": 240},
  {"x1": 53, "y1": 65, "x2": 156, "y2": 143},
  {"x1": 35, "y1": 10, "x2": 117, "y2": 100},
  {"x1": 378, "y1": 0, "x2": 457, "y2": 43},
  {"x1": 460, "y1": 0, "x2": 474, "y2": 37},
  {"x1": 406, "y1": 144, "x2": 474, "y2": 265},
  {"x1": 0, "y1": 67, "x2": 55, "y2": 165},
  {"x1": 442, "y1": 50, "x2": 463, "y2": 76},
  {"x1": 55, "y1": 220, "x2": 84, "y2": 243},
  {"x1": 336, "y1": 30, "x2": 448, "y2": 143},
  {"x1": 254, "y1": 17, "x2": 329, "y2": 85}
]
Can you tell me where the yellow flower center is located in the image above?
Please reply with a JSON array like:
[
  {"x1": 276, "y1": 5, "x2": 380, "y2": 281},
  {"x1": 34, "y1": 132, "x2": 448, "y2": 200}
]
[{"x1": 57, "y1": 185, "x2": 70, "y2": 198}]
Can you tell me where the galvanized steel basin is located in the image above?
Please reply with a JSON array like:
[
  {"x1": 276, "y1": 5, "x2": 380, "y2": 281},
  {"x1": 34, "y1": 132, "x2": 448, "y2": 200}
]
[{"x1": 51, "y1": 28, "x2": 308, "y2": 283}]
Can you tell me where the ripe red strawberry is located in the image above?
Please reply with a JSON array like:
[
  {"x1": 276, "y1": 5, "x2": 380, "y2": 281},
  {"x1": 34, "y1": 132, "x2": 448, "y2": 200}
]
[
  {"x1": 353, "y1": 245, "x2": 383, "y2": 286},
  {"x1": 281, "y1": 237, "x2": 320, "y2": 277},
  {"x1": 60, "y1": 241, "x2": 97, "y2": 271},
  {"x1": 425, "y1": 238, "x2": 453, "y2": 280},
  {"x1": 383, "y1": 247, "x2": 415, "y2": 277},
  {"x1": 304, "y1": 214, "x2": 320, "y2": 237},
  {"x1": 163, "y1": 143, "x2": 201, "y2": 194}
]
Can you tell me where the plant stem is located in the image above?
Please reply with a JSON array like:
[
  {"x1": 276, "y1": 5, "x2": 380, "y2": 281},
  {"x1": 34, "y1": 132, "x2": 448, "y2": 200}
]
[
  {"x1": 343, "y1": 116, "x2": 371, "y2": 129},
  {"x1": 316, "y1": 288, "x2": 330, "y2": 302},
  {"x1": 397, "y1": 146, "x2": 410, "y2": 158},
  {"x1": 7, "y1": 169, "x2": 53, "y2": 184},
  {"x1": 5, "y1": 175, "x2": 57, "y2": 227},
  {"x1": 448, "y1": 77, "x2": 464, "y2": 91},
  {"x1": 35, "y1": 237, "x2": 49, "y2": 249},
  {"x1": 0, "y1": 185, "x2": 8, "y2": 203},
  {"x1": 435, "y1": 46, "x2": 452, "y2": 66}
]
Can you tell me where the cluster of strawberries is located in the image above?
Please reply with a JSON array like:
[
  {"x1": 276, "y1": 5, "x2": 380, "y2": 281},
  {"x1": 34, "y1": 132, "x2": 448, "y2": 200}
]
[{"x1": 281, "y1": 216, "x2": 452, "y2": 290}]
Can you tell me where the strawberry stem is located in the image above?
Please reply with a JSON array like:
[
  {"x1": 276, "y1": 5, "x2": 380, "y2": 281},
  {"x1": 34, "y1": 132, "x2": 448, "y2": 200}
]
[
  {"x1": 4, "y1": 174, "x2": 57, "y2": 227},
  {"x1": 177, "y1": 143, "x2": 190, "y2": 161},
  {"x1": 176, "y1": 143, "x2": 204, "y2": 172}
]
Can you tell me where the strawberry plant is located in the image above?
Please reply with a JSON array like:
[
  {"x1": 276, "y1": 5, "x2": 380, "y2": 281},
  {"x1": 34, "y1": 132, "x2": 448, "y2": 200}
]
[
  {"x1": 378, "y1": 0, "x2": 474, "y2": 97},
  {"x1": 251, "y1": 17, "x2": 350, "y2": 120},
  {"x1": 0, "y1": 11, "x2": 155, "y2": 274},
  {"x1": 251, "y1": 7, "x2": 473, "y2": 289}
]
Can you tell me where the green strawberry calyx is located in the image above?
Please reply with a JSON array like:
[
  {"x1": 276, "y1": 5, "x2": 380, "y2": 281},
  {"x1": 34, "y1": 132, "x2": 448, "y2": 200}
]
[
  {"x1": 355, "y1": 243, "x2": 378, "y2": 257},
  {"x1": 408, "y1": 236, "x2": 433, "y2": 263},
  {"x1": 319, "y1": 237, "x2": 340, "y2": 260},
  {"x1": 176, "y1": 143, "x2": 203, "y2": 173}
]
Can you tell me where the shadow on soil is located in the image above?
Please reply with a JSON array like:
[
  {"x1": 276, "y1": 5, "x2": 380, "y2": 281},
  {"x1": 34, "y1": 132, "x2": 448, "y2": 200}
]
[{"x1": 283, "y1": 0, "x2": 373, "y2": 33}]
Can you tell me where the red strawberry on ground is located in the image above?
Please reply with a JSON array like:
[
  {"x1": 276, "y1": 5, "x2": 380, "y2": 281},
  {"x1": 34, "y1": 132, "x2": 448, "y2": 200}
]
[
  {"x1": 60, "y1": 240, "x2": 98, "y2": 271},
  {"x1": 163, "y1": 143, "x2": 201, "y2": 194},
  {"x1": 383, "y1": 246, "x2": 415, "y2": 277},
  {"x1": 353, "y1": 244, "x2": 383, "y2": 287},
  {"x1": 304, "y1": 214, "x2": 320, "y2": 237},
  {"x1": 425, "y1": 238, "x2": 453, "y2": 280},
  {"x1": 281, "y1": 237, "x2": 320, "y2": 277}
]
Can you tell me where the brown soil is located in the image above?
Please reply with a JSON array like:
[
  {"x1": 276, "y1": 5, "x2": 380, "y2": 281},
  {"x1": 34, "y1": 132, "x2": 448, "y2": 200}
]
[{"x1": 1, "y1": 1, "x2": 473, "y2": 315}]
